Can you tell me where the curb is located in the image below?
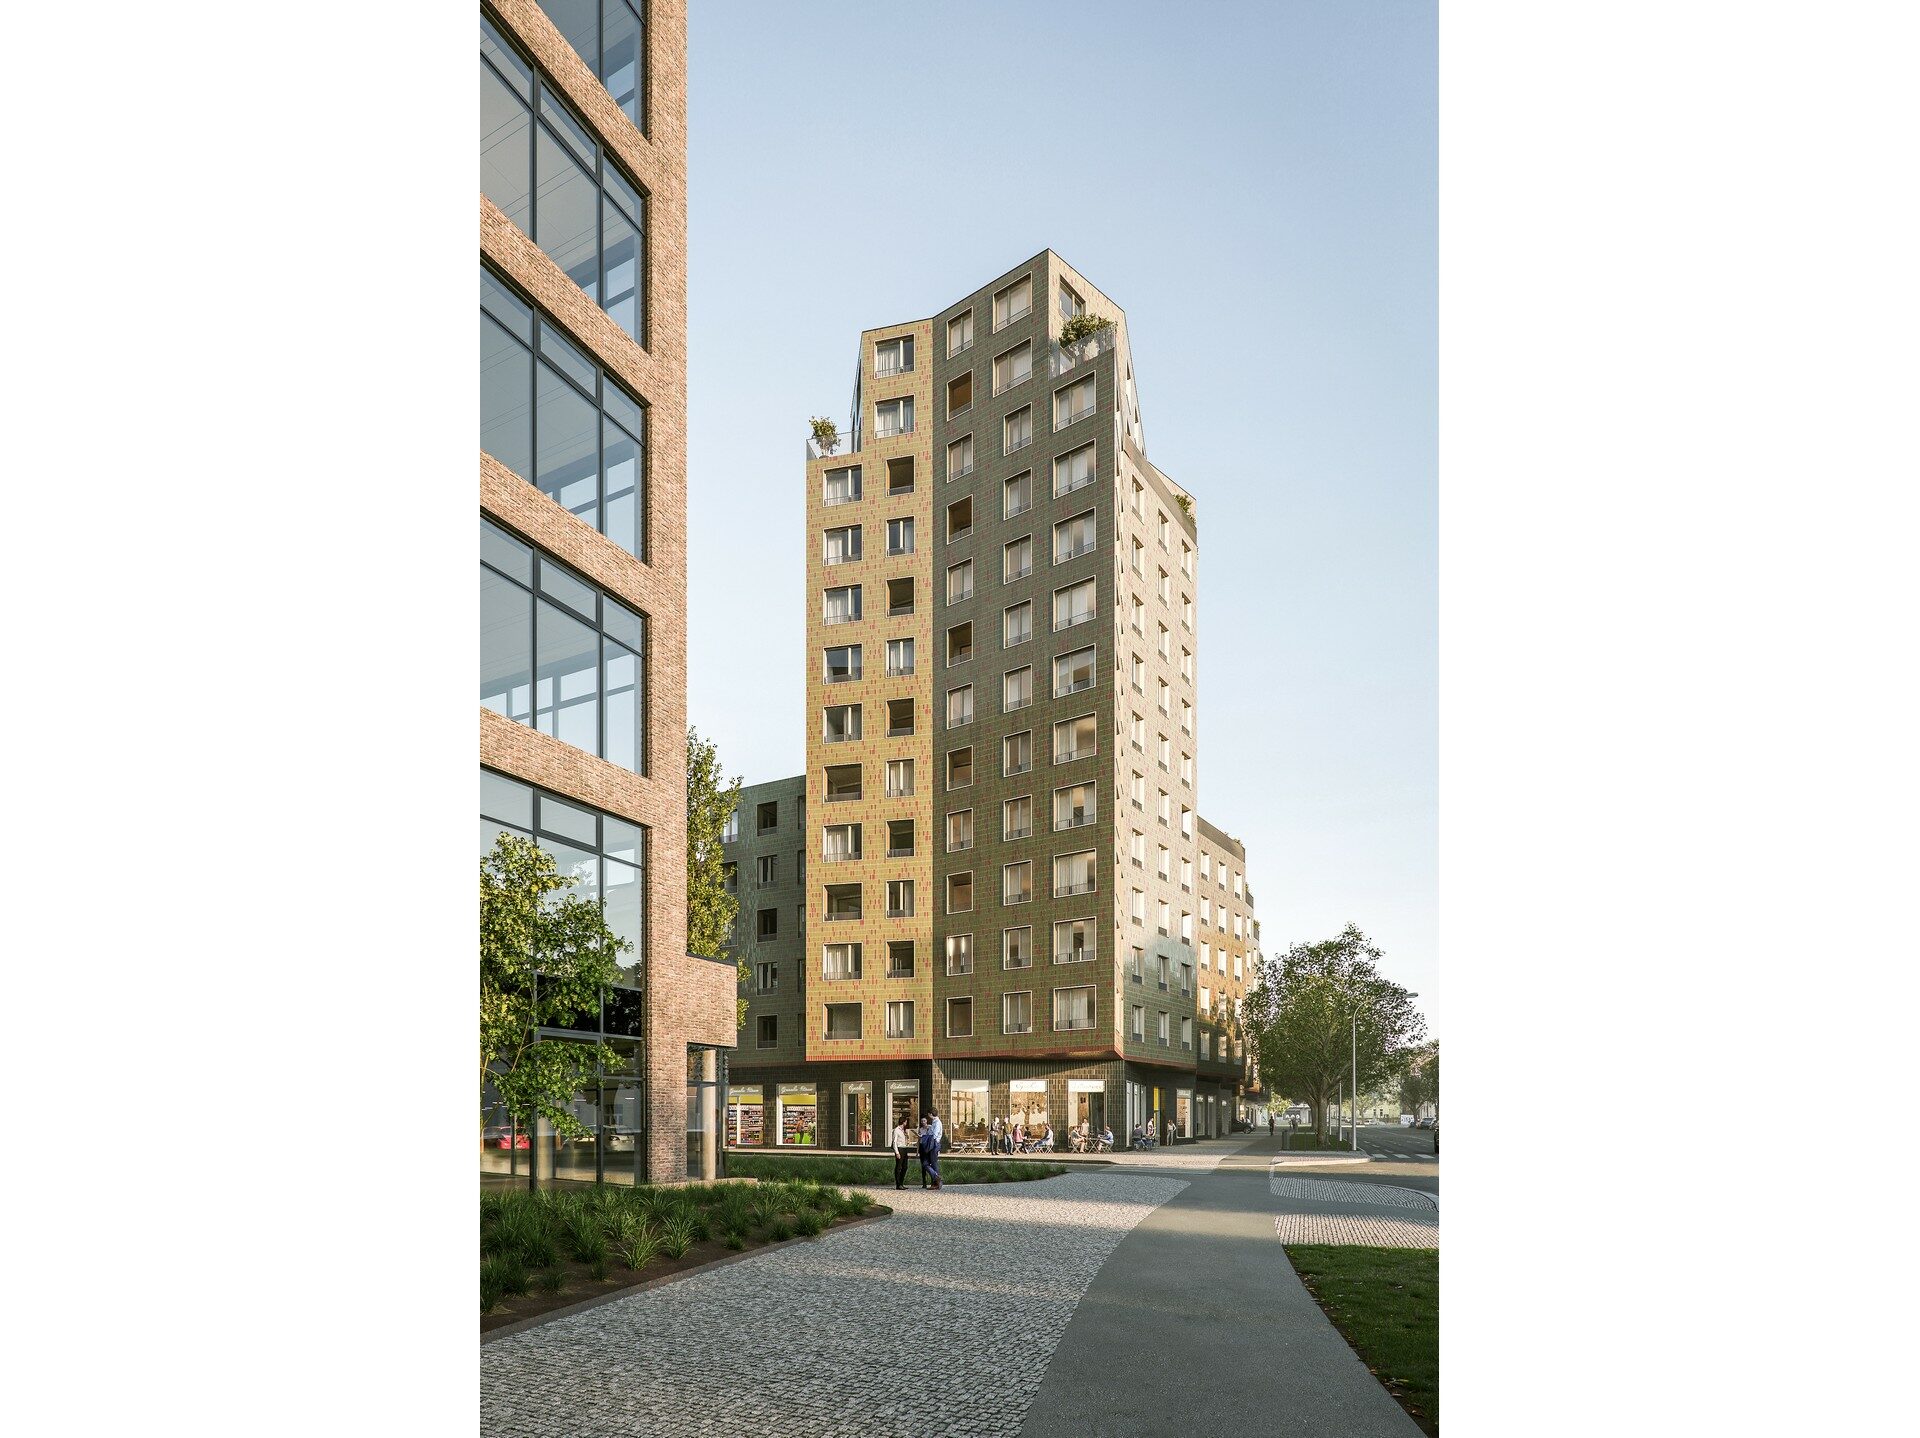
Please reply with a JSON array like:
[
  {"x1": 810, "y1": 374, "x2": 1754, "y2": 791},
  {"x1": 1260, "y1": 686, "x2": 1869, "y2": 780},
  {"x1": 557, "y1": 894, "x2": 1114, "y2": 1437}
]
[{"x1": 481, "y1": 1208, "x2": 894, "y2": 1344}]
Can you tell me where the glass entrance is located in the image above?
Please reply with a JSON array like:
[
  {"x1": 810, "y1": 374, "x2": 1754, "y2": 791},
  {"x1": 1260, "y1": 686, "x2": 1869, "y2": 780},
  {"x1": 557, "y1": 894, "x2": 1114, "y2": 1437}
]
[{"x1": 842, "y1": 1082, "x2": 874, "y2": 1148}]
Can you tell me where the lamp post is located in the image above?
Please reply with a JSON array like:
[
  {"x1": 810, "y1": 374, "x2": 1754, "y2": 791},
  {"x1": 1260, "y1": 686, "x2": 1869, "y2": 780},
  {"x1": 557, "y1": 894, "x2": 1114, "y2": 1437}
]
[{"x1": 1351, "y1": 1016, "x2": 1360, "y2": 1153}]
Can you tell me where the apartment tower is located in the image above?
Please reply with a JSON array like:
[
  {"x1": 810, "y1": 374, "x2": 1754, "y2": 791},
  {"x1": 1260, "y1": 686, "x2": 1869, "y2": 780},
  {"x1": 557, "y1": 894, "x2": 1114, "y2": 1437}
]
[
  {"x1": 478, "y1": 0, "x2": 734, "y2": 1185},
  {"x1": 725, "y1": 253, "x2": 1258, "y2": 1147}
]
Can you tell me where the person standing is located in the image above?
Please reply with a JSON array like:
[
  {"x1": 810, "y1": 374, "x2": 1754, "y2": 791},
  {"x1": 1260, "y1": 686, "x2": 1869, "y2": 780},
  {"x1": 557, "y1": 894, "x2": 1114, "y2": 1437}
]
[
  {"x1": 925, "y1": 1108, "x2": 944, "y2": 1190},
  {"x1": 916, "y1": 1114, "x2": 933, "y2": 1187},
  {"x1": 891, "y1": 1114, "x2": 913, "y2": 1190},
  {"x1": 1268, "y1": 1113, "x2": 1275, "y2": 1138}
]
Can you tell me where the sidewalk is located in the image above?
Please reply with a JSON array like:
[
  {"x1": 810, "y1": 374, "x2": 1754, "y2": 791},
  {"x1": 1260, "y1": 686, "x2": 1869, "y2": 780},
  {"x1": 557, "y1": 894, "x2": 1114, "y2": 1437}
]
[{"x1": 1020, "y1": 1134, "x2": 1424, "y2": 1438}]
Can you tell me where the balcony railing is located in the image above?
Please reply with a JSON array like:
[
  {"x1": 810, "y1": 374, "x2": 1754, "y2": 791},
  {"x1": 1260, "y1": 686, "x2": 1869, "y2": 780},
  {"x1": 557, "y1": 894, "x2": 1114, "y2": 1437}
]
[
  {"x1": 1004, "y1": 824, "x2": 1033, "y2": 841},
  {"x1": 823, "y1": 488, "x2": 863, "y2": 508},
  {"x1": 1004, "y1": 499, "x2": 1033, "y2": 521},
  {"x1": 1055, "y1": 745, "x2": 1092, "y2": 763},
  {"x1": 824, "y1": 790, "x2": 862, "y2": 803},
  {"x1": 1004, "y1": 759, "x2": 1032, "y2": 777},
  {"x1": 1005, "y1": 561, "x2": 1033, "y2": 581},
  {"x1": 887, "y1": 843, "x2": 914, "y2": 858},
  {"x1": 947, "y1": 457, "x2": 974, "y2": 480},
  {"x1": 948, "y1": 585, "x2": 974, "y2": 604},
  {"x1": 1039, "y1": 324, "x2": 1120, "y2": 376},
  {"x1": 1054, "y1": 879, "x2": 1097, "y2": 897},
  {"x1": 1054, "y1": 951, "x2": 1093, "y2": 964},
  {"x1": 1056, "y1": 540, "x2": 1096, "y2": 563},
  {"x1": 823, "y1": 910, "x2": 862, "y2": 923},
  {"x1": 1005, "y1": 692, "x2": 1033, "y2": 712},
  {"x1": 947, "y1": 525, "x2": 973, "y2": 544},
  {"x1": 991, "y1": 367, "x2": 1031, "y2": 397},
  {"x1": 1004, "y1": 432, "x2": 1034, "y2": 455},
  {"x1": 1053, "y1": 469, "x2": 1096, "y2": 499},
  {"x1": 808, "y1": 421, "x2": 861, "y2": 461},
  {"x1": 1054, "y1": 611, "x2": 1093, "y2": 632},
  {"x1": 1054, "y1": 674, "x2": 1095, "y2": 697},
  {"x1": 1054, "y1": 812, "x2": 1095, "y2": 830}
]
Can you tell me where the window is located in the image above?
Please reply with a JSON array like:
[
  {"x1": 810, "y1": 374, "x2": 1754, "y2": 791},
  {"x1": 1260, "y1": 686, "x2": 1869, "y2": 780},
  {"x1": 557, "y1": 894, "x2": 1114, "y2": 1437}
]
[
  {"x1": 993, "y1": 276, "x2": 1033, "y2": 330},
  {"x1": 1159, "y1": 512, "x2": 1171, "y2": 548},
  {"x1": 946, "y1": 934, "x2": 974, "y2": 976},
  {"x1": 1181, "y1": 648, "x2": 1193, "y2": 682},
  {"x1": 1053, "y1": 986, "x2": 1095, "y2": 1032},
  {"x1": 1129, "y1": 832, "x2": 1146, "y2": 866},
  {"x1": 888, "y1": 941, "x2": 916, "y2": 978},
  {"x1": 1130, "y1": 888, "x2": 1147, "y2": 924},
  {"x1": 1158, "y1": 900, "x2": 1171, "y2": 934},
  {"x1": 822, "y1": 704, "x2": 862, "y2": 744},
  {"x1": 823, "y1": 585, "x2": 862, "y2": 626},
  {"x1": 946, "y1": 371, "x2": 973, "y2": 417},
  {"x1": 1053, "y1": 850, "x2": 1098, "y2": 897},
  {"x1": 481, "y1": 769, "x2": 648, "y2": 972},
  {"x1": 484, "y1": 264, "x2": 649, "y2": 563},
  {"x1": 1004, "y1": 405, "x2": 1034, "y2": 454},
  {"x1": 1181, "y1": 1017, "x2": 1193, "y2": 1051},
  {"x1": 887, "y1": 517, "x2": 915, "y2": 555},
  {"x1": 823, "y1": 943, "x2": 862, "y2": 980},
  {"x1": 1180, "y1": 856, "x2": 1193, "y2": 888},
  {"x1": 722, "y1": 810, "x2": 739, "y2": 843},
  {"x1": 1004, "y1": 535, "x2": 1033, "y2": 582},
  {"x1": 1053, "y1": 713, "x2": 1097, "y2": 763},
  {"x1": 887, "y1": 456, "x2": 915, "y2": 494},
  {"x1": 946, "y1": 872, "x2": 974, "y2": 914},
  {"x1": 1130, "y1": 595, "x2": 1145, "y2": 634},
  {"x1": 824, "y1": 763, "x2": 861, "y2": 803},
  {"x1": 822, "y1": 823, "x2": 861, "y2": 863},
  {"x1": 1157, "y1": 845, "x2": 1171, "y2": 880},
  {"x1": 1182, "y1": 541, "x2": 1194, "y2": 578},
  {"x1": 887, "y1": 576, "x2": 915, "y2": 616},
  {"x1": 1159, "y1": 568, "x2": 1172, "y2": 603},
  {"x1": 482, "y1": 520, "x2": 648, "y2": 773},
  {"x1": 1182, "y1": 595, "x2": 1194, "y2": 629},
  {"x1": 1130, "y1": 713, "x2": 1147, "y2": 748},
  {"x1": 758, "y1": 1014, "x2": 778, "y2": 1048},
  {"x1": 1003, "y1": 795, "x2": 1034, "y2": 840},
  {"x1": 1003, "y1": 861, "x2": 1034, "y2": 905},
  {"x1": 1054, "y1": 377, "x2": 1096, "y2": 431},
  {"x1": 946, "y1": 809, "x2": 974, "y2": 852},
  {"x1": 1052, "y1": 444, "x2": 1097, "y2": 502},
  {"x1": 1003, "y1": 730, "x2": 1033, "y2": 776},
  {"x1": 946, "y1": 685, "x2": 974, "y2": 728},
  {"x1": 992, "y1": 341, "x2": 1032, "y2": 395},
  {"x1": 1003, "y1": 927, "x2": 1033, "y2": 969},
  {"x1": 947, "y1": 434, "x2": 974, "y2": 479},
  {"x1": 823, "y1": 465, "x2": 862, "y2": 507},
  {"x1": 823, "y1": 524, "x2": 862, "y2": 566},
  {"x1": 1004, "y1": 601, "x2": 1033, "y2": 648},
  {"x1": 1053, "y1": 578, "x2": 1096, "y2": 631},
  {"x1": 887, "y1": 818, "x2": 915, "y2": 856},
  {"x1": 947, "y1": 747, "x2": 974, "y2": 789},
  {"x1": 824, "y1": 883, "x2": 862, "y2": 922},
  {"x1": 875, "y1": 335, "x2": 914, "y2": 375},
  {"x1": 947, "y1": 560, "x2": 975, "y2": 605},
  {"x1": 1053, "y1": 782, "x2": 1097, "y2": 831},
  {"x1": 480, "y1": 25, "x2": 647, "y2": 342},
  {"x1": 823, "y1": 644, "x2": 861, "y2": 684},
  {"x1": 824, "y1": 1003, "x2": 861, "y2": 1041},
  {"x1": 1130, "y1": 1005, "x2": 1144, "y2": 1040},
  {"x1": 1180, "y1": 753, "x2": 1193, "y2": 786},
  {"x1": 875, "y1": 396, "x2": 914, "y2": 437},
  {"x1": 947, "y1": 309, "x2": 974, "y2": 355},
  {"x1": 1053, "y1": 917, "x2": 1095, "y2": 964},
  {"x1": 1130, "y1": 946, "x2": 1145, "y2": 982},
  {"x1": 886, "y1": 697, "x2": 915, "y2": 736},
  {"x1": 946, "y1": 997, "x2": 974, "y2": 1038},
  {"x1": 946, "y1": 623, "x2": 973, "y2": 667},
  {"x1": 886, "y1": 879, "x2": 915, "y2": 916},
  {"x1": 1157, "y1": 1011, "x2": 1170, "y2": 1044},
  {"x1": 1129, "y1": 771, "x2": 1146, "y2": 807},
  {"x1": 1053, "y1": 646, "x2": 1096, "y2": 697},
  {"x1": 1054, "y1": 510, "x2": 1097, "y2": 564},
  {"x1": 1130, "y1": 537, "x2": 1145, "y2": 576},
  {"x1": 1003, "y1": 990, "x2": 1034, "y2": 1034},
  {"x1": 1158, "y1": 623, "x2": 1171, "y2": 660},
  {"x1": 1004, "y1": 666, "x2": 1034, "y2": 712},
  {"x1": 885, "y1": 758, "x2": 915, "y2": 797},
  {"x1": 1006, "y1": 468, "x2": 1036, "y2": 518},
  {"x1": 1058, "y1": 281, "x2": 1085, "y2": 318},
  {"x1": 756, "y1": 854, "x2": 776, "y2": 883},
  {"x1": 886, "y1": 637, "x2": 915, "y2": 676},
  {"x1": 947, "y1": 496, "x2": 974, "y2": 543},
  {"x1": 1158, "y1": 679, "x2": 1171, "y2": 713},
  {"x1": 544, "y1": 0, "x2": 646, "y2": 129},
  {"x1": 755, "y1": 800, "x2": 779, "y2": 833}
]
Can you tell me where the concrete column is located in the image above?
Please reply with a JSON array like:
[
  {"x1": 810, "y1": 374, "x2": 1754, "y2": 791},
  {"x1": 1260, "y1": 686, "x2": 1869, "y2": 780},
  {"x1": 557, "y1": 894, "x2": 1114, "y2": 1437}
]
[{"x1": 699, "y1": 1049, "x2": 719, "y2": 1180}]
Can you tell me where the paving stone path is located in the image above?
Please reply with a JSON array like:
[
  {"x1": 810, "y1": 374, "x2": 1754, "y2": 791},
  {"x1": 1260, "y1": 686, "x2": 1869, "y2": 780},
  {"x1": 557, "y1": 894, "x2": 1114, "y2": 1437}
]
[
  {"x1": 1272, "y1": 1212, "x2": 1440, "y2": 1248},
  {"x1": 1268, "y1": 1174, "x2": 1438, "y2": 1210},
  {"x1": 481, "y1": 1171, "x2": 1189, "y2": 1438}
]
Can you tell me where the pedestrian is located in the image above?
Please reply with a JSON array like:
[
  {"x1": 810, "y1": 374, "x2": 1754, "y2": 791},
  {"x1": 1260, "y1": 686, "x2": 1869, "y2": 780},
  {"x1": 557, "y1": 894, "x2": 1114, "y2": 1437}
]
[
  {"x1": 891, "y1": 1114, "x2": 913, "y2": 1189},
  {"x1": 921, "y1": 1109, "x2": 944, "y2": 1190},
  {"x1": 916, "y1": 1114, "x2": 932, "y2": 1187},
  {"x1": 990, "y1": 1115, "x2": 1002, "y2": 1155},
  {"x1": 1268, "y1": 1113, "x2": 1275, "y2": 1138}
]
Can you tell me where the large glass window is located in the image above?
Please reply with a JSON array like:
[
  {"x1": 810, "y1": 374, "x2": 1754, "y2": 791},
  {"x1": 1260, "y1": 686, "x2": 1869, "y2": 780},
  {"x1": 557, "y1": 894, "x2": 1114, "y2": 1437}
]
[
  {"x1": 481, "y1": 17, "x2": 647, "y2": 341},
  {"x1": 480, "y1": 768, "x2": 646, "y2": 975},
  {"x1": 481, "y1": 519, "x2": 648, "y2": 773},
  {"x1": 482, "y1": 267, "x2": 647, "y2": 560},
  {"x1": 545, "y1": 0, "x2": 647, "y2": 130}
]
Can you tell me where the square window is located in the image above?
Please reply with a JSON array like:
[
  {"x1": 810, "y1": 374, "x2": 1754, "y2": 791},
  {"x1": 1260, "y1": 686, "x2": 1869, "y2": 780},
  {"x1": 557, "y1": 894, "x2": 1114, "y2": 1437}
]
[
  {"x1": 1004, "y1": 406, "x2": 1033, "y2": 454},
  {"x1": 1003, "y1": 601, "x2": 1033, "y2": 648},
  {"x1": 758, "y1": 1014, "x2": 779, "y2": 1048},
  {"x1": 1003, "y1": 794, "x2": 1033, "y2": 840},
  {"x1": 1004, "y1": 666, "x2": 1034, "y2": 712},
  {"x1": 1052, "y1": 985, "x2": 1095, "y2": 1032},
  {"x1": 947, "y1": 747, "x2": 974, "y2": 789},
  {"x1": 946, "y1": 871, "x2": 974, "y2": 914},
  {"x1": 1003, "y1": 926, "x2": 1033, "y2": 969},
  {"x1": 887, "y1": 940, "x2": 915, "y2": 978},
  {"x1": 886, "y1": 696, "x2": 915, "y2": 736},
  {"x1": 1004, "y1": 535, "x2": 1033, "y2": 582},
  {"x1": 1003, "y1": 471, "x2": 1033, "y2": 519},
  {"x1": 947, "y1": 371, "x2": 974, "y2": 417},
  {"x1": 993, "y1": 276, "x2": 1033, "y2": 330},
  {"x1": 1003, "y1": 990, "x2": 1033, "y2": 1034},
  {"x1": 946, "y1": 809, "x2": 974, "y2": 851},
  {"x1": 946, "y1": 996, "x2": 974, "y2": 1038},
  {"x1": 1003, "y1": 860, "x2": 1034, "y2": 905}
]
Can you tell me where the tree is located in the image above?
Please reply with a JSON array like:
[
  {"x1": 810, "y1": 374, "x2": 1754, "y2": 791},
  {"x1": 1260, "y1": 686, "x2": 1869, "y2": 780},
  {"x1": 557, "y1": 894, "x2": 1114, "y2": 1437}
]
[
  {"x1": 480, "y1": 833, "x2": 629, "y2": 1138},
  {"x1": 1242, "y1": 924, "x2": 1427, "y2": 1135},
  {"x1": 685, "y1": 726, "x2": 743, "y2": 1017},
  {"x1": 1399, "y1": 1042, "x2": 1439, "y2": 1118}
]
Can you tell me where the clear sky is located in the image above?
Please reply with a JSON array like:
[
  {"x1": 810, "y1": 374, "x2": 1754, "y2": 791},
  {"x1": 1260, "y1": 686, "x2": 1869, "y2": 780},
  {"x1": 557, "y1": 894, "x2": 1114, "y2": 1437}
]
[{"x1": 685, "y1": 1, "x2": 1437, "y2": 1032}]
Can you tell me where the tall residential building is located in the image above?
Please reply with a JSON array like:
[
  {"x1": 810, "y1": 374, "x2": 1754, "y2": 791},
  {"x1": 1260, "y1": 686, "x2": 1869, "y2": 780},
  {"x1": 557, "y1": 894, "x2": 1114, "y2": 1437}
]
[
  {"x1": 478, "y1": 0, "x2": 733, "y2": 1186},
  {"x1": 726, "y1": 252, "x2": 1256, "y2": 1148}
]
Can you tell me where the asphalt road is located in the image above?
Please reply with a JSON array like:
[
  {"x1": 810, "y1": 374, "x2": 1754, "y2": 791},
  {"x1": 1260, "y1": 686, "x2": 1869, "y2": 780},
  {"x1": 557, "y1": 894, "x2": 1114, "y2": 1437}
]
[{"x1": 1280, "y1": 1124, "x2": 1440, "y2": 1196}]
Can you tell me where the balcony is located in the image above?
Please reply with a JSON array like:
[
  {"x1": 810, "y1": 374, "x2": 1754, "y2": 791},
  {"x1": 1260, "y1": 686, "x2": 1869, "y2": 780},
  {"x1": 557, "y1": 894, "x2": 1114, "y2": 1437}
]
[
  {"x1": 1039, "y1": 324, "x2": 1120, "y2": 376},
  {"x1": 823, "y1": 910, "x2": 862, "y2": 923},
  {"x1": 887, "y1": 842, "x2": 914, "y2": 858},
  {"x1": 824, "y1": 791, "x2": 863, "y2": 804},
  {"x1": 808, "y1": 421, "x2": 861, "y2": 462},
  {"x1": 948, "y1": 525, "x2": 974, "y2": 545}
]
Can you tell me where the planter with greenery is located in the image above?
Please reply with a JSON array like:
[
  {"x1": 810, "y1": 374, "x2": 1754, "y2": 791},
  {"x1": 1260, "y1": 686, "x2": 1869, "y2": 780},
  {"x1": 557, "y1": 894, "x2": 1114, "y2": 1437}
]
[
  {"x1": 809, "y1": 416, "x2": 840, "y2": 455},
  {"x1": 481, "y1": 1180, "x2": 884, "y2": 1329},
  {"x1": 1059, "y1": 313, "x2": 1114, "y2": 348}
]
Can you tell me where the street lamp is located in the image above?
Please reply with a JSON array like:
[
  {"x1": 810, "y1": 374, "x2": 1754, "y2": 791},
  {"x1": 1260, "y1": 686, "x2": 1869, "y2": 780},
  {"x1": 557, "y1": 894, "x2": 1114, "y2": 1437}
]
[{"x1": 1351, "y1": 1015, "x2": 1360, "y2": 1153}]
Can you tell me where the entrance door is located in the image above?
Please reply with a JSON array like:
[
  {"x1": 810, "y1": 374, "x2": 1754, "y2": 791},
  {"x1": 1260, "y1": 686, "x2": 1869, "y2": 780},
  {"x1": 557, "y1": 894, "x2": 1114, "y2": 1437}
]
[{"x1": 887, "y1": 1079, "x2": 919, "y2": 1134}]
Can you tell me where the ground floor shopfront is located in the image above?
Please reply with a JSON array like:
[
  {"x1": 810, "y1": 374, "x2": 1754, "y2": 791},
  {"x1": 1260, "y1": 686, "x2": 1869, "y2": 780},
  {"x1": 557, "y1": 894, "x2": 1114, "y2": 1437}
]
[{"x1": 725, "y1": 1058, "x2": 1234, "y2": 1151}]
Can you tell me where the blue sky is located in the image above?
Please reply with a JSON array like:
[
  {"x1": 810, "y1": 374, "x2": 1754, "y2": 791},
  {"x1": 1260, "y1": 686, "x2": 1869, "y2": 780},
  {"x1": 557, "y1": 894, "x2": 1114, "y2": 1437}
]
[{"x1": 685, "y1": 1, "x2": 1437, "y2": 1032}]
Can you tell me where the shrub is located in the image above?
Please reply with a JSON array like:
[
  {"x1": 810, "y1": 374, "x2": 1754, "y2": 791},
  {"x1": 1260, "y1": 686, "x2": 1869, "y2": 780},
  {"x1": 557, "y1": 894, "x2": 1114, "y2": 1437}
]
[
  {"x1": 766, "y1": 1217, "x2": 794, "y2": 1242},
  {"x1": 843, "y1": 1189, "x2": 875, "y2": 1215},
  {"x1": 586, "y1": 1252, "x2": 609, "y2": 1281},
  {"x1": 1060, "y1": 312, "x2": 1113, "y2": 347},
  {"x1": 794, "y1": 1207, "x2": 829, "y2": 1237},
  {"x1": 535, "y1": 1266, "x2": 566, "y2": 1295},
  {"x1": 564, "y1": 1210, "x2": 607, "y2": 1263},
  {"x1": 621, "y1": 1227, "x2": 662, "y2": 1271},
  {"x1": 660, "y1": 1216, "x2": 696, "y2": 1259},
  {"x1": 722, "y1": 1229, "x2": 747, "y2": 1251},
  {"x1": 483, "y1": 1252, "x2": 530, "y2": 1299},
  {"x1": 809, "y1": 416, "x2": 840, "y2": 454},
  {"x1": 481, "y1": 1268, "x2": 505, "y2": 1313}
]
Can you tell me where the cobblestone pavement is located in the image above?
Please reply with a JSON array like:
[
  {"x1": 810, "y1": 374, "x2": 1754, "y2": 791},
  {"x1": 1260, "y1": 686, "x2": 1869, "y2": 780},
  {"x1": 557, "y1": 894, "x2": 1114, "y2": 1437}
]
[
  {"x1": 1268, "y1": 1174, "x2": 1438, "y2": 1210},
  {"x1": 1272, "y1": 1212, "x2": 1440, "y2": 1247},
  {"x1": 481, "y1": 1171, "x2": 1189, "y2": 1438},
  {"x1": 1103, "y1": 1135, "x2": 1260, "y2": 1172}
]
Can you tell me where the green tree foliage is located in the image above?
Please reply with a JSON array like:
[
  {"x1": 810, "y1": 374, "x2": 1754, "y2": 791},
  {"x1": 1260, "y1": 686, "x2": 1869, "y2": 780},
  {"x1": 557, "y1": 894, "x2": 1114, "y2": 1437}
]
[
  {"x1": 1243, "y1": 924, "x2": 1427, "y2": 1134},
  {"x1": 685, "y1": 727, "x2": 743, "y2": 1014},
  {"x1": 1059, "y1": 312, "x2": 1114, "y2": 347},
  {"x1": 480, "y1": 833, "x2": 629, "y2": 1137},
  {"x1": 1399, "y1": 1042, "x2": 1439, "y2": 1117}
]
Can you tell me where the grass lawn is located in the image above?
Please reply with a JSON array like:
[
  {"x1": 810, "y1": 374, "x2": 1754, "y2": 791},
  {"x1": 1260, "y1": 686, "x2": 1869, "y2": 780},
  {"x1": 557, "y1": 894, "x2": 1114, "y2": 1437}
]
[
  {"x1": 1285, "y1": 1245, "x2": 1439, "y2": 1436},
  {"x1": 481, "y1": 1179, "x2": 880, "y2": 1330},
  {"x1": 725, "y1": 1152, "x2": 1067, "y2": 1186}
]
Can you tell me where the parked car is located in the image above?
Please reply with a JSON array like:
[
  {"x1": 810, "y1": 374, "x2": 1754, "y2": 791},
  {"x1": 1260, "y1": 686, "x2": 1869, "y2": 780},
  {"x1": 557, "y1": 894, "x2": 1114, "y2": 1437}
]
[{"x1": 1415, "y1": 1117, "x2": 1434, "y2": 1130}]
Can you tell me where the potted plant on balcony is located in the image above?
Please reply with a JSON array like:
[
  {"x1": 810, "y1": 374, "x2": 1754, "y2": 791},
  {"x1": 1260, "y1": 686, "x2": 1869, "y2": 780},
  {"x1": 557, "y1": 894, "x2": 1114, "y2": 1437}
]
[
  {"x1": 809, "y1": 416, "x2": 841, "y2": 455},
  {"x1": 1059, "y1": 313, "x2": 1114, "y2": 350}
]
